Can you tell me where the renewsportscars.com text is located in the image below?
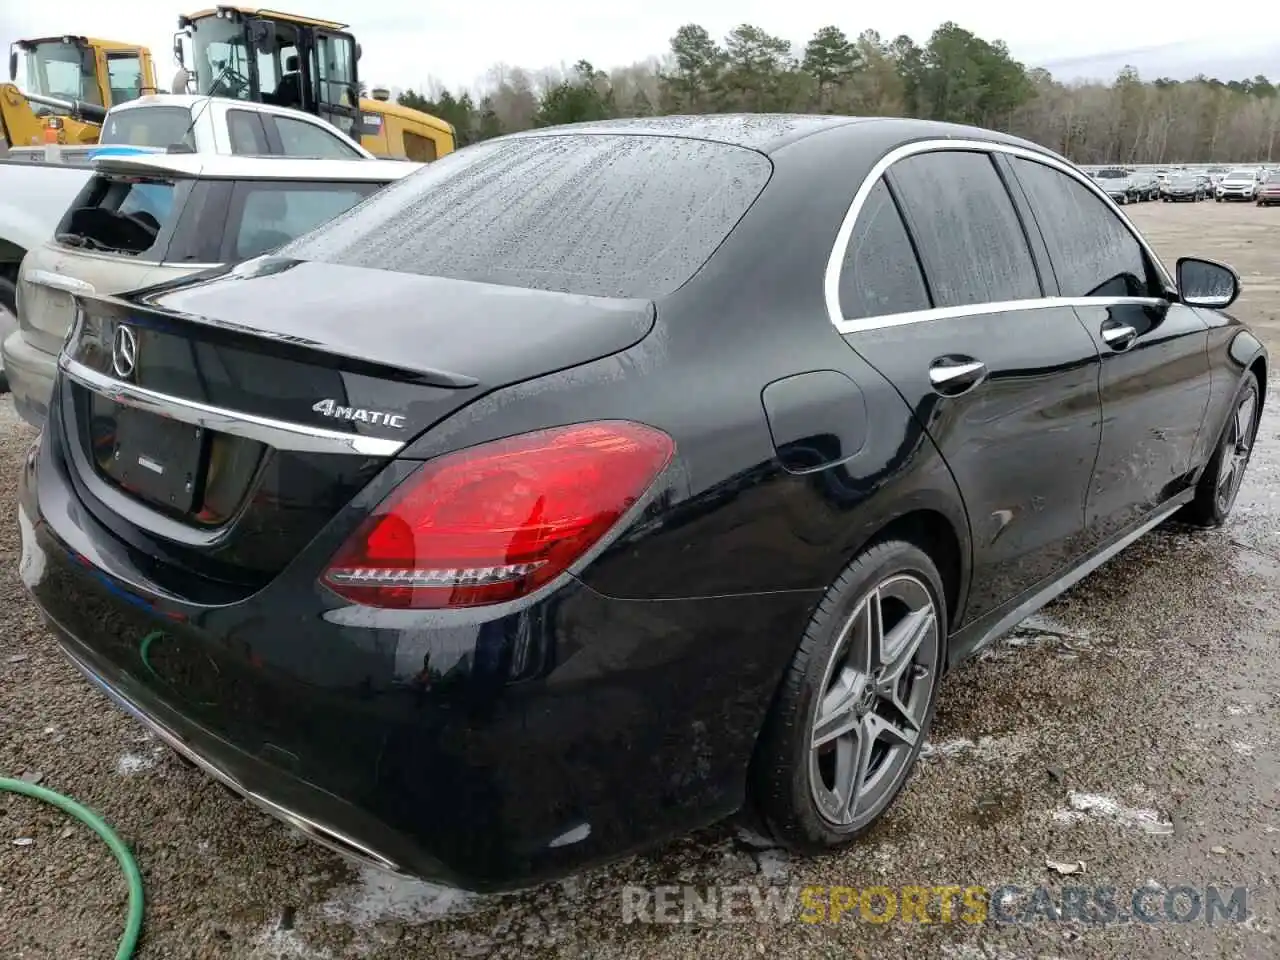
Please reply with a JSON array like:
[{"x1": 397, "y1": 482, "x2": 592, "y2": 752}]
[{"x1": 621, "y1": 883, "x2": 1249, "y2": 925}]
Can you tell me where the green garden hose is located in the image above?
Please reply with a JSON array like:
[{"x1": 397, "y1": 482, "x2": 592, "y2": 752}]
[{"x1": 0, "y1": 777, "x2": 144, "y2": 959}]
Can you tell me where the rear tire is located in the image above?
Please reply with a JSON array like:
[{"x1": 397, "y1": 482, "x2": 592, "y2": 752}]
[
  {"x1": 751, "y1": 539, "x2": 945, "y2": 853},
  {"x1": 1181, "y1": 372, "x2": 1261, "y2": 527}
]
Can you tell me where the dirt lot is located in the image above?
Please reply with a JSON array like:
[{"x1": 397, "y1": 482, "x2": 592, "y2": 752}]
[{"x1": 1, "y1": 199, "x2": 1278, "y2": 959}]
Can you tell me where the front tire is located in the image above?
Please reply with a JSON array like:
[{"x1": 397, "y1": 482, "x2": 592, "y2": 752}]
[
  {"x1": 751, "y1": 539, "x2": 945, "y2": 852},
  {"x1": 1182, "y1": 372, "x2": 1261, "y2": 527}
]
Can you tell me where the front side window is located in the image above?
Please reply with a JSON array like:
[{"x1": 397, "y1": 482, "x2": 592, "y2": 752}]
[
  {"x1": 228, "y1": 180, "x2": 383, "y2": 260},
  {"x1": 105, "y1": 53, "x2": 144, "y2": 105},
  {"x1": 888, "y1": 150, "x2": 1041, "y2": 308},
  {"x1": 1009, "y1": 157, "x2": 1154, "y2": 299},
  {"x1": 839, "y1": 179, "x2": 931, "y2": 320},
  {"x1": 271, "y1": 116, "x2": 362, "y2": 158}
]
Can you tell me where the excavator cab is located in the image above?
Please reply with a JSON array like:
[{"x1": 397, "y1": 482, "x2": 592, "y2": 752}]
[
  {"x1": 177, "y1": 7, "x2": 361, "y2": 140},
  {"x1": 2, "y1": 37, "x2": 155, "y2": 149},
  {"x1": 9, "y1": 36, "x2": 155, "y2": 111}
]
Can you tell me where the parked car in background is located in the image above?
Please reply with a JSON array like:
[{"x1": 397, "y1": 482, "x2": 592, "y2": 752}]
[
  {"x1": 17, "y1": 116, "x2": 1266, "y2": 892},
  {"x1": 3, "y1": 95, "x2": 377, "y2": 167},
  {"x1": 1132, "y1": 170, "x2": 1160, "y2": 200},
  {"x1": 1257, "y1": 170, "x2": 1280, "y2": 206},
  {"x1": 1162, "y1": 173, "x2": 1206, "y2": 201},
  {"x1": 1217, "y1": 168, "x2": 1263, "y2": 201},
  {"x1": 1095, "y1": 166, "x2": 1138, "y2": 203},
  {"x1": 2, "y1": 152, "x2": 416, "y2": 426}
]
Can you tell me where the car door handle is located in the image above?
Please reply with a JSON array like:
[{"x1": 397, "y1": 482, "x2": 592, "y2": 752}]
[
  {"x1": 1101, "y1": 321, "x2": 1138, "y2": 350},
  {"x1": 25, "y1": 270, "x2": 96, "y2": 296},
  {"x1": 928, "y1": 357, "x2": 988, "y2": 395}
]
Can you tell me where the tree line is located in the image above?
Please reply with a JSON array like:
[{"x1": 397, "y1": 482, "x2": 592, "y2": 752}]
[{"x1": 396, "y1": 21, "x2": 1280, "y2": 164}]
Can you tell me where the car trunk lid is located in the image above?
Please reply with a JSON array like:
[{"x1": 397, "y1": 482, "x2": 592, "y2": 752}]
[{"x1": 53, "y1": 259, "x2": 655, "y2": 597}]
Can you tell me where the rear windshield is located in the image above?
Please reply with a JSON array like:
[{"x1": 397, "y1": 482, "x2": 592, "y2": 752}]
[
  {"x1": 99, "y1": 107, "x2": 195, "y2": 150},
  {"x1": 55, "y1": 174, "x2": 186, "y2": 260},
  {"x1": 230, "y1": 180, "x2": 386, "y2": 261},
  {"x1": 1097, "y1": 168, "x2": 1127, "y2": 179},
  {"x1": 275, "y1": 134, "x2": 774, "y2": 298}
]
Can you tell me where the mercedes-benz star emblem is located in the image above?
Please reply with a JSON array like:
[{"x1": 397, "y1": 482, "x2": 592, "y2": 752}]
[{"x1": 111, "y1": 324, "x2": 138, "y2": 380}]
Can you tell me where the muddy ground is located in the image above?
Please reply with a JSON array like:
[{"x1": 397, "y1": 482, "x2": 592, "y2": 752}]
[{"x1": 0, "y1": 199, "x2": 1278, "y2": 959}]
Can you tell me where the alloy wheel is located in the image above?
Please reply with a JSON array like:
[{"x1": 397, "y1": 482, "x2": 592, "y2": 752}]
[
  {"x1": 1216, "y1": 387, "x2": 1259, "y2": 513},
  {"x1": 808, "y1": 573, "x2": 940, "y2": 828}
]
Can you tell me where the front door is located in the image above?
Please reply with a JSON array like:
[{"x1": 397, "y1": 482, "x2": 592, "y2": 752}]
[
  {"x1": 836, "y1": 149, "x2": 1103, "y2": 627},
  {"x1": 1004, "y1": 155, "x2": 1213, "y2": 547}
]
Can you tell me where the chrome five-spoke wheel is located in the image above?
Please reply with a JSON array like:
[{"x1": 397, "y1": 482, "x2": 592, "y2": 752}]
[
  {"x1": 1183, "y1": 372, "x2": 1261, "y2": 528},
  {"x1": 752, "y1": 539, "x2": 946, "y2": 852},
  {"x1": 1216, "y1": 386, "x2": 1258, "y2": 514},
  {"x1": 809, "y1": 573, "x2": 940, "y2": 828}
]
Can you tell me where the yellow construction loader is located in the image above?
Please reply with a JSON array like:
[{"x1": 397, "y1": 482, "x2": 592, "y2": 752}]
[
  {"x1": 1, "y1": 36, "x2": 156, "y2": 148},
  {"x1": 175, "y1": 7, "x2": 456, "y2": 160}
]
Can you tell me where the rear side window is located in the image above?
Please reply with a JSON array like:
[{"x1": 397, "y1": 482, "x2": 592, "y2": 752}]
[
  {"x1": 888, "y1": 151, "x2": 1041, "y2": 308},
  {"x1": 839, "y1": 179, "x2": 931, "y2": 320},
  {"x1": 99, "y1": 107, "x2": 195, "y2": 149},
  {"x1": 228, "y1": 109, "x2": 270, "y2": 155},
  {"x1": 1009, "y1": 157, "x2": 1154, "y2": 299},
  {"x1": 276, "y1": 134, "x2": 774, "y2": 298},
  {"x1": 226, "y1": 180, "x2": 384, "y2": 261},
  {"x1": 55, "y1": 174, "x2": 188, "y2": 261}
]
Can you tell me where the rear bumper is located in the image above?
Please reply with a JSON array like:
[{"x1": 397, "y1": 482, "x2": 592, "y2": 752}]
[
  {"x1": 1, "y1": 330, "x2": 56, "y2": 427},
  {"x1": 18, "y1": 430, "x2": 818, "y2": 890}
]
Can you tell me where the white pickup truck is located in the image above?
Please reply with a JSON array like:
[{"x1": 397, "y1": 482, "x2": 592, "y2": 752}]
[{"x1": 0, "y1": 95, "x2": 385, "y2": 389}]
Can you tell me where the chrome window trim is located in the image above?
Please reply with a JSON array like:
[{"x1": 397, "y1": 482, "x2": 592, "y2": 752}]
[
  {"x1": 832, "y1": 295, "x2": 1170, "y2": 335},
  {"x1": 58, "y1": 355, "x2": 404, "y2": 457},
  {"x1": 825, "y1": 138, "x2": 1178, "y2": 334}
]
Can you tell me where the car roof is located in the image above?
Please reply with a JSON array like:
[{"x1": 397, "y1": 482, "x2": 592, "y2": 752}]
[
  {"x1": 90, "y1": 153, "x2": 421, "y2": 182},
  {"x1": 110, "y1": 94, "x2": 319, "y2": 123},
  {"x1": 500, "y1": 114, "x2": 1060, "y2": 160}
]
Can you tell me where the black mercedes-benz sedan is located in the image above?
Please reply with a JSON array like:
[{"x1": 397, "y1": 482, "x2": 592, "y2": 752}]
[{"x1": 17, "y1": 115, "x2": 1266, "y2": 892}]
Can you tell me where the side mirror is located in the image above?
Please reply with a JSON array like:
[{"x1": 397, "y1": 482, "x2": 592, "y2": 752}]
[
  {"x1": 8, "y1": 47, "x2": 17, "y2": 82},
  {"x1": 247, "y1": 19, "x2": 276, "y2": 55},
  {"x1": 355, "y1": 42, "x2": 363, "y2": 63},
  {"x1": 1177, "y1": 257, "x2": 1240, "y2": 310},
  {"x1": 173, "y1": 34, "x2": 185, "y2": 67}
]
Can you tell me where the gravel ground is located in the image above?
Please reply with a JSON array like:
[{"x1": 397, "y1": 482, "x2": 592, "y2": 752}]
[{"x1": 2, "y1": 200, "x2": 1279, "y2": 959}]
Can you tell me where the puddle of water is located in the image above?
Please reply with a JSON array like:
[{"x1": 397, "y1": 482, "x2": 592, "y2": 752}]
[
  {"x1": 115, "y1": 752, "x2": 158, "y2": 775},
  {"x1": 1051, "y1": 791, "x2": 1174, "y2": 835},
  {"x1": 319, "y1": 865, "x2": 477, "y2": 927}
]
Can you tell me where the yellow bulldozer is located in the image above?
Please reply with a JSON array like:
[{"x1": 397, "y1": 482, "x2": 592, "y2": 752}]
[
  {"x1": 1, "y1": 36, "x2": 156, "y2": 148},
  {"x1": 174, "y1": 7, "x2": 456, "y2": 160}
]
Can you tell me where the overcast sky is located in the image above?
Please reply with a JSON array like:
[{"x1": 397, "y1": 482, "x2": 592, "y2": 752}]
[{"x1": 3, "y1": 0, "x2": 1275, "y2": 95}]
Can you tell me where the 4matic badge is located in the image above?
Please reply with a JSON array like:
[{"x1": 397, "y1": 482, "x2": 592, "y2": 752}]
[{"x1": 311, "y1": 399, "x2": 407, "y2": 429}]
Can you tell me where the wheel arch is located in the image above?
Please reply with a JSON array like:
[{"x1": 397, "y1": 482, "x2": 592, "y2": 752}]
[{"x1": 859, "y1": 509, "x2": 964, "y2": 648}]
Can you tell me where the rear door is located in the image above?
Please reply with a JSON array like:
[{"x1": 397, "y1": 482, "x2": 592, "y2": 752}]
[
  {"x1": 1004, "y1": 154, "x2": 1212, "y2": 547},
  {"x1": 836, "y1": 148, "x2": 1103, "y2": 626}
]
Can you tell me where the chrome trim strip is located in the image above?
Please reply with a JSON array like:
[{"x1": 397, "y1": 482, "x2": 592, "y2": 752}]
[
  {"x1": 969, "y1": 492, "x2": 1191, "y2": 656},
  {"x1": 825, "y1": 138, "x2": 1178, "y2": 334},
  {"x1": 26, "y1": 270, "x2": 96, "y2": 295},
  {"x1": 831, "y1": 294, "x2": 1170, "y2": 334},
  {"x1": 58, "y1": 355, "x2": 405, "y2": 457},
  {"x1": 54, "y1": 638, "x2": 405, "y2": 874}
]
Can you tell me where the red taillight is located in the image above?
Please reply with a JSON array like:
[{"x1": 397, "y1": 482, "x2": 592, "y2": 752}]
[{"x1": 322, "y1": 421, "x2": 675, "y2": 609}]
